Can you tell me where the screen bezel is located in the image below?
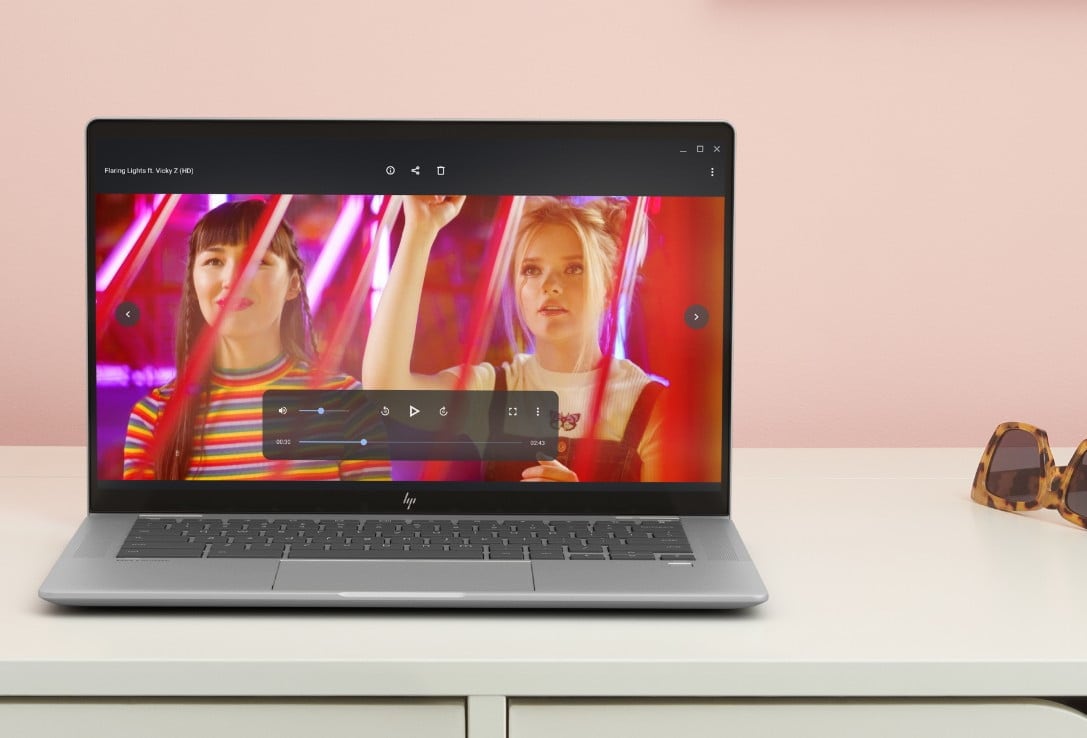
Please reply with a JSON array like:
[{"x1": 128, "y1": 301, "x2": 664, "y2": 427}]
[{"x1": 87, "y1": 119, "x2": 734, "y2": 517}]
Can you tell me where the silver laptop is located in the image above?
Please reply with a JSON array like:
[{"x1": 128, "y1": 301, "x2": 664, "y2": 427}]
[{"x1": 39, "y1": 120, "x2": 767, "y2": 608}]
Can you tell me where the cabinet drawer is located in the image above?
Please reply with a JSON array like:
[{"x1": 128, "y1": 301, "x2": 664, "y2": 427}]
[
  {"x1": 0, "y1": 698, "x2": 464, "y2": 738},
  {"x1": 509, "y1": 698, "x2": 1087, "y2": 738}
]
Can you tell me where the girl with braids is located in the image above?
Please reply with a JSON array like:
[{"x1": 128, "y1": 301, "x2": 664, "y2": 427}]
[
  {"x1": 123, "y1": 199, "x2": 390, "y2": 481},
  {"x1": 363, "y1": 195, "x2": 665, "y2": 483}
]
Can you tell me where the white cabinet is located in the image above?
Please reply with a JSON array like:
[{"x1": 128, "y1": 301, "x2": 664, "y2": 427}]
[
  {"x1": 0, "y1": 699, "x2": 465, "y2": 738},
  {"x1": 508, "y1": 699, "x2": 1087, "y2": 738}
]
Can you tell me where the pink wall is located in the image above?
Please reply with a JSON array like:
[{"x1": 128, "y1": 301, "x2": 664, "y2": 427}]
[{"x1": 1, "y1": 1, "x2": 1084, "y2": 448}]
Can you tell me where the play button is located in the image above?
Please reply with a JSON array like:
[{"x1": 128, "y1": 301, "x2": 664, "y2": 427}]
[
  {"x1": 684, "y1": 304, "x2": 708, "y2": 330},
  {"x1": 409, "y1": 405, "x2": 420, "y2": 418},
  {"x1": 116, "y1": 302, "x2": 140, "y2": 327}
]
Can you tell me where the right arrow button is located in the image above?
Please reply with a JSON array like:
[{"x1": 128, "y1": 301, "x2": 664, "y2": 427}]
[{"x1": 684, "y1": 304, "x2": 709, "y2": 330}]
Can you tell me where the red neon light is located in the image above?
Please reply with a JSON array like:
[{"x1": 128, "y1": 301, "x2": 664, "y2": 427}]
[
  {"x1": 573, "y1": 197, "x2": 642, "y2": 480},
  {"x1": 95, "y1": 194, "x2": 181, "y2": 343}
]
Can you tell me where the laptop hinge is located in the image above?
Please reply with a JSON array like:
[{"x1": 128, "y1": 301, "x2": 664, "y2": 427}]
[
  {"x1": 614, "y1": 516, "x2": 680, "y2": 520},
  {"x1": 138, "y1": 513, "x2": 204, "y2": 518}
]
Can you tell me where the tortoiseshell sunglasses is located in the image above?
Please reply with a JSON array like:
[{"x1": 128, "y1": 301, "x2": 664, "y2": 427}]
[{"x1": 971, "y1": 421, "x2": 1087, "y2": 529}]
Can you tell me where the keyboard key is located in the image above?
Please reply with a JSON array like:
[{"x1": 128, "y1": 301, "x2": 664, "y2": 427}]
[
  {"x1": 288, "y1": 549, "x2": 484, "y2": 560},
  {"x1": 123, "y1": 533, "x2": 188, "y2": 542},
  {"x1": 290, "y1": 544, "x2": 329, "y2": 552},
  {"x1": 611, "y1": 543, "x2": 692, "y2": 554},
  {"x1": 120, "y1": 540, "x2": 198, "y2": 549},
  {"x1": 330, "y1": 543, "x2": 383, "y2": 552},
  {"x1": 117, "y1": 548, "x2": 204, "y2": 558},
  {"x1": 406, "y1": 544, "x2": 445, "y2": 552},
  {"x1": 488, "y1": 545, "x2": 524, "y2": 554},
  {"x1": 568, "y1": 554, "x2": 607, "y2": 560},
  {"x1": 208, "y1": 547, "x2": 285, "y2": 558},
  {"x1": 515, "y1": 522, "x2": 550, "y2": 533},
  {"x1": 288, "y1": 550, "x2": 374, "y2": 559}
]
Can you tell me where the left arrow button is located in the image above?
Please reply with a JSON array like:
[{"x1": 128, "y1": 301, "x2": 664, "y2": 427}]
[{"x1": 115, "y1": 302, "x2": 140, "y2": 327}]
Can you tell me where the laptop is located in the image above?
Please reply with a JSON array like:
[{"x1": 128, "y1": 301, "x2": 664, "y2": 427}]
[{"x1": 39, "y1": 120, "x2": 768, "y2": 608}]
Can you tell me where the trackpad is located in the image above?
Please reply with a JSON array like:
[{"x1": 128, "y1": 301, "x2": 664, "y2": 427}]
[{"x1": 273, "y1": 560, "x2": 534, "y2": 593}]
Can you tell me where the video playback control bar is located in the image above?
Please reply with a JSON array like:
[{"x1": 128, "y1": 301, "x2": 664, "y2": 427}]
[{"x1": 262, "y1": 390, "x2": 559, "y2": 461}]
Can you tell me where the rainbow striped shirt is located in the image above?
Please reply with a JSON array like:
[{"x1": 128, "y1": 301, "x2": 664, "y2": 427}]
[{"x1": 123, "y1": 355, "x2": 390, "y2": 481}]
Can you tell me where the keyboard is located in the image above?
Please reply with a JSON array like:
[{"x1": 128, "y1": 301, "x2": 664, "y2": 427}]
[{"x1": 117, "y1": 518, "x2": 694, "y2": 561}]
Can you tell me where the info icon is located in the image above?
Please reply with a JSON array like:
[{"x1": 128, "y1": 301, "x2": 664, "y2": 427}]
[{"x1": 115, "y1": 302, "x2": 140, "y2": 327}]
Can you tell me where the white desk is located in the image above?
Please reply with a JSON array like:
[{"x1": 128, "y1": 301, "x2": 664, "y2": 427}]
[{"x1": 2, "y1": 447, "x2": 1085, "y2": 737}]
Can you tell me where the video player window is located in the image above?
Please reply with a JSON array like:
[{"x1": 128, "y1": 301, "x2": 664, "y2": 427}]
[{"x1": 95, "y1": 190, "x2": 724, "y2": 484}]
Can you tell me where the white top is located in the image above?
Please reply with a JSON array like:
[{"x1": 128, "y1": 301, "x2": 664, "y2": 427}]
[
  {"x1": 3, "y1": 446, "x2": 1087, "y2": 697},
  {"x1": 448, "y1": 354, "x2": 663, "y2": 465}
]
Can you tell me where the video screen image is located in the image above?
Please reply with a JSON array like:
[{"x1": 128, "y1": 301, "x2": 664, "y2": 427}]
[{"x1": 95, "y1": 194, "x2": 725, "y2": 483}]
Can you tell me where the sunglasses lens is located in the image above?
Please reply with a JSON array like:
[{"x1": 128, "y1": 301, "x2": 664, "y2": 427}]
[
  {"x1": 1068, "y1": 456, "x2": 1087, "y2": 517},
  {"x1": 986, "y1": 429, "x2": 1042, "y2": 501}
]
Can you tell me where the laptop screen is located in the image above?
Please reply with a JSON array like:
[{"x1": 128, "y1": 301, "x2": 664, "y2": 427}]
[{"x1": 89, "y1": 121, "x2": 732, "y2": 515}]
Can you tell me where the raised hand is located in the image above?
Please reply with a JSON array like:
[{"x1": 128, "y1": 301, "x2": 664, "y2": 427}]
[{"x1": 402, "y1": 194, "x2": 466, "y2": 234}]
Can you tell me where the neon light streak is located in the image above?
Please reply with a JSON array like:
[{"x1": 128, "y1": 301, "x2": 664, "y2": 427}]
[
  {"x1": 306, "y1": 195, "x2": 366, "y2": 313},
  {"x1": 453, "y1": 196, "x2": 524, "y2": 384},
  {"x1": 611, "y1": 196, "x2": 650, "y2": 359},
  {"x1": 369, "y1": 221, "x2": 390, "y2": 325},
  {"x1": 312, "y1": 195, "x2": 400, "y2": 380},
  {"x1": 95, "y1": 198, "x2": 152, "y2": 293},
  {"x1": 578, "y1": 197, "x2": 643, "y2": 479},
  {"x1": 95, "y1": 194, "x2": 182, "y2": 343}
]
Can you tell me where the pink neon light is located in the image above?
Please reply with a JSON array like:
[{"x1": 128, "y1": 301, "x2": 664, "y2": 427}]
[
  {"x1": 367, "y1": 199, "x2": 400, "y2": 324},
  {"x1": 312, "y1": 195, "x2": 399, "y2": 380},
  {"x1": 306, "y1": 195, "x2": 366, "y2": 313},
  {"x1": 367, "y1": 222, "x2": 391, "y2": 326},
  {"x1": 95, "y1": 198, "x2": 153, "y2": 292}
]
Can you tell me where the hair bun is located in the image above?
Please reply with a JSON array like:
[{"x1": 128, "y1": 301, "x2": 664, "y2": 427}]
[
  {"x1": 518, "y1": 196, "x2": 628, "y2": 244},
  {"x1": 586, "y1": 197, "x2": 628, "y2": 239}
]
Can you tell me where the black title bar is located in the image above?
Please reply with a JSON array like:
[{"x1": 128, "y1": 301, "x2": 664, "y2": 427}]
[{"x1": 89, "y1": 120, "x2": 733, "y2": 197}]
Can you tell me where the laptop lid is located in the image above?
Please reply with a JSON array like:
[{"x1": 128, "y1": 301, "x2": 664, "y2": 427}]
[{"x1": 88, "y1": 120, "x2": 733, "y2": 518}]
